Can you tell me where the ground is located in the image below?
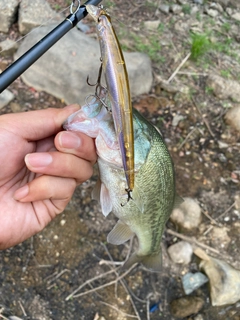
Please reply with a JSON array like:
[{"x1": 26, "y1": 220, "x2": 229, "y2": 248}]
[{"x1": 0, "y1": 0, "x2": 240, "y2": 319}]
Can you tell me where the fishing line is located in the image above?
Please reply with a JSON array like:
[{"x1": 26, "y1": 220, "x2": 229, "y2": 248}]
[{"x1": 0, "y1": 6, "x2": 70, "y2": 55}]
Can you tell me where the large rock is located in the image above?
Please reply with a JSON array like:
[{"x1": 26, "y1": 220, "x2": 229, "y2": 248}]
[
  {"x1": 200, "y1": 257, "x2": 240, "y2": 306},
  {"x1": 15, "y1": 25, "x2": 153, "y2": 106},
  {"x1": 207, "y1": 74, "x2": 240, "y2": 102},
  {"x1": 19, "y1": 0, "x2": 62, "y2": 35},
  {"x1": 0, "y1": 0, "x2": 19, "y2": 33}
]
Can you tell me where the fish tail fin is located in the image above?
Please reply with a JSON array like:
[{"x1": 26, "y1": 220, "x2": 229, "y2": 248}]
[{"x1": 122, "y1": 252, "x2": 162, "y2": 272}]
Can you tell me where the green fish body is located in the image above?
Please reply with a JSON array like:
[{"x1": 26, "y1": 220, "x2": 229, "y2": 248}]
[{"x1": 64, "y1": 92, "x2": 176, "y2": 271}]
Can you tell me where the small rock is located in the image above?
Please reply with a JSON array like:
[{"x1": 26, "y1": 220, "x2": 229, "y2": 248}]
[
  {"x1": 171, "y1": 4, "x2": 182, "y2": 14},
  {"x1": 207, "y1": 74, "x2": 240, "y2": 102},
  {"x1": 19, "y1": 0, "x2": 62, "y2": 35},
  {"x1": 172, "y1": 114, "x2": 185, "y2": 127},
  {"x1": 205, "y1": 8, "x2": 219, "y2": 17},
  {"x1": 182, "y1": 272, "x2": 209, "y2": 294},
  {"x1": 211, "y1": 227, "x2": 231, "y2": 249},
  {"x1": 193, "y1": 0, "x2": 203, "y2": 4},
  {"x1": 177, "y1": 0, "x2": 187, "y2": 4},
  {"x1": 200, "y1": 257, "x2": 240, "y2": 306},
  {"x1": 209, "y1": 2, "x2": 224, "y2": 12},
  {"x1": 159, "y1": 79, "x2": 189, "y2": 94},
  {"x1": 194, "y1": 315, "x2": 204, "y2": 320},
  {"x1": 10, "y1": 102, "x2": 22, "y2": 113},
  {"x1": 170, "y1": 197, "x2": 202, "y2": 230},
  {"x1": 168, "y1": 241, "x2": 193, "y2": 264},
  {"x1": 144, "y1": 20, "x2": 161, "y2": 31},
  {"x1": 217, "y1": 0, "x2": 230, "y2": 8},
  {"x1": 159, "y1": 4, "x2": 170, "y2": 14},
  {"x1": 191, "y1": 6, "x2": 200, "y2": 15},
  {"x1": 217, "y1": 140, "x2": 229, "y2": 149},
  {"x1": 0, "y1": 0, "x2": 19, "y2": 33},
  {"x1": 0, "y1": 39, "x2": 18, "y2": 57},
  {"x1": 9, "y1": 317, "x2": 24, "y2": 320},
  {"x1": 226, "y1": 7, "x2": 233, "y2": 15},
  {"x1": 225, "y1": 106, "x2": 240, "y2": 132},
  {"x1": 170, "y1": 296, "x2": 204, "y2": 318},
  {"x1": 0, "y1": 89, "x2": 15, "y2": 109},
  {"x1": 232, "y1": 12, "x2": 240, "y2": 21}
]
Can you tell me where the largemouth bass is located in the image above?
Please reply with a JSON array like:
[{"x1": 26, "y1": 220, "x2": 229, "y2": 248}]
[
  {"x1": 64, "y1": 89, "x2": 177, "y2": 271},
  {"x1": 86, "y1": 4, "x2": 135, "y2": 196}
]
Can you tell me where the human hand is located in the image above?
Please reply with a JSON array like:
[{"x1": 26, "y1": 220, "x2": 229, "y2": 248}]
[{"x1": 0, "y1": 105, "x2": 97, "y2": 249}]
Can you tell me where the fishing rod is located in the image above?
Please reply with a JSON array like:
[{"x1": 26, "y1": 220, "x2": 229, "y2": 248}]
[{"x1": 0, "y1": 0, "x2": 102, "y2": 93}]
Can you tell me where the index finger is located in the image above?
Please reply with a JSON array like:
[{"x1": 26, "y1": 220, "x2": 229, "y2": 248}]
[{"x1": 0, "y1": 105, "x2": 80, "y2": 141}]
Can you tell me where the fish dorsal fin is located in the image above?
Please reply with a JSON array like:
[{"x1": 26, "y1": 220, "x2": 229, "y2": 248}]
[
  {"x1": 91, "y1": 178, "x2": 101, "y2": 202},
  {"x1": 107, "y1": 220, "x2": 134, "y2": 245},
  {"x1": 100, "y1": 182, "x2": 113, "y2": 217}
]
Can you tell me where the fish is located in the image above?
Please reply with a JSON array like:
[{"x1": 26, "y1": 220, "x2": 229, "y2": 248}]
[
  {"x1": 86, "y1": 4, "x2": 135, "y2": 197},
  {"x1": 64, "y1": 85, "x2": 178, "y2": 271}
]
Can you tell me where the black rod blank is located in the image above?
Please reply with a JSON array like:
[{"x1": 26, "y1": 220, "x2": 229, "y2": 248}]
[{"x1": 0, "y1": 0, "x2": 101, "y2": 93}]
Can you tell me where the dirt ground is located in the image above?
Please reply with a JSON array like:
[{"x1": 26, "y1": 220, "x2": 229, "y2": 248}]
[{"x1": 0, "y1": 0, "x2": 240, "y2": 319}]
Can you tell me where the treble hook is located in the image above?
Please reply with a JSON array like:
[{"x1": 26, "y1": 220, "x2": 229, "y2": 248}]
[
  {"x1": 120, "y1": 188, "x2": 133, "y2": 207},
  {"x1": 86, "y1": 62, "x2": 103, "y2": 96}
]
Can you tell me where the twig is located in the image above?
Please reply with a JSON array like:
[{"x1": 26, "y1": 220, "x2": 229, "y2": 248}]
[
  {"x1": 177, "y1": 72, "x2": 208, "y2": 76},
  {"x1": 167, "y1": 52, "x2": 191, "y2": 83},
  {"x1": 146, "y1": 298, "x2": 150, "y2": 320},
  {"x1": 191, "y1": 98, "x2": 215, "y2": 138},
  {"x1": 72, "y1": 264, "x2": 137, "y2": 298},
  {"x1": 65, "y1": 268, "x2": 118, "y2": 301},
  {"x1": 99, "y1": 260, "x2": 123, "y2": 266},
  {"x1": 178, "y1": 127, "x2": 197, "y2": 150},
  {"x1": 47, "y1": 269, "x2": 70, "y2": 290},
  {"x1": 19, "y1": 300, "x2": 27, "y2": 317},
  {"x1": 217, "y1": 202, "x2": 235, "y2": 221},
  {"x1": 166, "y1": 229, "x2": 220, "y2": 254},
  {"x1": 202, "y1": 210, "x2": 220, "y2": 226},
  {"x1": 203, "y1": 225, "x2": 213, "y2": 236},
  {"x1": 100, "y1": 301, "x2": 138, "y2": 319}
]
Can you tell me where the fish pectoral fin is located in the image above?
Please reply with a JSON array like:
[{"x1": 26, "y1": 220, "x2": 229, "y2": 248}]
[
  {"x1": 107, "y1": 220, "x2": 134, "y2": 245},
  {"x1": 100, "y1": 182, "x2": 113, "y2": 217},
  {"x1": 123, "y1": 252, "x2": 162, "y2": 272},
  {"x1": 91, "y1": 178, "x2": 101, "y2": 202},
  {"x1": 131, "y1": 186, "x2": 144, "y2": 213}
]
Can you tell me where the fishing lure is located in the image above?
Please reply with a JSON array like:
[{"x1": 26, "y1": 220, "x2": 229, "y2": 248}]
[{"x1": 86, "y1": 4, "x2": 134, "y2": 200}]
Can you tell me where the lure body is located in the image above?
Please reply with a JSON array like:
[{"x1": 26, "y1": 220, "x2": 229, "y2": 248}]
[{"x1": 86, "y1": 5, "x2": 134, "y2": 193}]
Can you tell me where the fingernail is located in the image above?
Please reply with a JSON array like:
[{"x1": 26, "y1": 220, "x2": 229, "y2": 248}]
[
  {"x1": 14, "y1": 185, "x2": 29, "y2": 200},
  {"x1": 63, "y1": 104, "x2": 80, "y2": 113},
  {"x1": 25, "y1": 153, "x2": 53, "y2": 167},
  {"x1": 59, "y1": 132, "x2": 81, "y2": 149}
]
